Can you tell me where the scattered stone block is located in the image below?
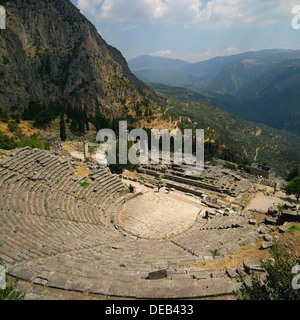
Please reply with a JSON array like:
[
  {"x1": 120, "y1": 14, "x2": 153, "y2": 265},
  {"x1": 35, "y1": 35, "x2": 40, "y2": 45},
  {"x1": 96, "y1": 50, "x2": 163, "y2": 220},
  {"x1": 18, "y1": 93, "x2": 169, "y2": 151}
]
[
  {"x1": 279, "y1": 226, "x2": 288, "y2": 233},
  {"x1": 148, "y1": 269, "x2": 168, "y2": 280},
  {"x1": 226, "y1": 268, "x2": 237, "y2": 278},
  {"x1": 281, "y1": 210, "x2": 300, "y2": 222},
  {"x1": 33, "y1": 277, "x2": 48, "y2": 286},
  {"x1": 203, "y1": 255, "x2": 214, "y2": 261},
  {"x1": 268, "y1": 225, "x2": 275, "y2": 232},
  {"x1": 249, "y1": 219, "x2": 256, "y2": 225},
  {"x1": 264, "y1": 217, "x2": 277, "y2": 225},
  {"x1": 257, "y1": 224, "x2": 271, "y2": 234},
  {"x1": 236, "y1": 268, "x2": 246, "y2": 278},
  {"x1": 214, "y1": 255, "x2": 223, "y2": 261},
  {"x1": 243, "y1": 261, "x2": 265, "y2": 274},
  {"x1": 260, "y1": 242, "x2": 273, "y2": 250},
  {"x1": 267, "y1": 205, "x2": 278, "y2": 216},
  {"x1": 225, "y1": 243, "x2": 241, "y2": 254},
  {"x1": 264, "y1": 234, "x2": 272, "y2": 242}
]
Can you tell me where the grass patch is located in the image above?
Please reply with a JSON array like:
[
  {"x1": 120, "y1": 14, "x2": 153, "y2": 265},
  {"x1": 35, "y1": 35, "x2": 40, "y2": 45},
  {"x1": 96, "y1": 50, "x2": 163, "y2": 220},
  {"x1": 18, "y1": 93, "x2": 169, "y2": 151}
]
[
  {"x1": 44, "y1": 198, "x2": 49, "y2": 210},
  {"x1": 80, "y1": 182, "x2": 90, "y2": 188},
  {"x1": 75, "y1": 196, "x2": 86, "y2": 201},
  {"x1": 119, "y1": 263, "x2": 126, "y2": 268},
  {"x1": 209, "y1": 249, "x2": 221, "y2": 259},
  {"x1": 288, "y1": 225, "x2": 300, "y2": 235},
  {"x1": 277, "y1": 204, "x2": 285, "y2": 212},
  {"x1": 0, "y1": 280, "x2": 26, "y2": 300}
]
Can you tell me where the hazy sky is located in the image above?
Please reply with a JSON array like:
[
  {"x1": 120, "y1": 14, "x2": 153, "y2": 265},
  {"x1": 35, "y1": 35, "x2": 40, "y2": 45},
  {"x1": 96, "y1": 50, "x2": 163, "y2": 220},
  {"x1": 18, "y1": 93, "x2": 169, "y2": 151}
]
[{"x1": 70, "y1": 0, "x2": 300, "y2": 62}]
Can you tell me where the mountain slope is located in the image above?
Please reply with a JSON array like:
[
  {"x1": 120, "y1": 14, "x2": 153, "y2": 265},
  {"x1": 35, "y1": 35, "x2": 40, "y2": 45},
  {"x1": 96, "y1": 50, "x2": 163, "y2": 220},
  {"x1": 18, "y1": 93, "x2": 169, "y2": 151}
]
[
  {"x1": 208, "y1": 50, "x2": 300, "y2": 94},
  {"x1": 0, "y1": 0, "x2": 156, "y2": 114},
  {"x1": 129, "y1": 49, "x2": 295, "y2": 90},
  {"x1": 206, "y1": 59, "x2": 300, "y2": 135},
  {"x1": 128, "y1": 55, "x2": 191, "y2": 72},
  {"x1": 162, "y1": 93, "x2": 300, "y2": 175},
  {"x1": 128, "y1": 55, "x2": 195, "y2": 88},
  {"x1": 129, "y1": 50, "x2": 300, "y2": 136},
  {"x1": 237, "y1": 59, "x2": 300, "y2": 135},
  {"x1": 150, "y1": 82, "x2": 300, "y2": 174}
]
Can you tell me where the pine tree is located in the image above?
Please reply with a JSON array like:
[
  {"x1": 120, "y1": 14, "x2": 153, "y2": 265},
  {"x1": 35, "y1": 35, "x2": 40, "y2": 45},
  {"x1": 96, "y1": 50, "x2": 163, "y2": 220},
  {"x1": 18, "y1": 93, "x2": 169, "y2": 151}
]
[
  {"x1": 70, "y1": 119, "x2": 78, "y2": 133},
  {"x1": 78, "y1": 119, "x2": 85, "y2": 134},
  {"x1": 84, "y1": 107, "x2": 89, "y2": 132},
  {"x1": 60, "y1": 113, "x2": 67, "y2": 141}
]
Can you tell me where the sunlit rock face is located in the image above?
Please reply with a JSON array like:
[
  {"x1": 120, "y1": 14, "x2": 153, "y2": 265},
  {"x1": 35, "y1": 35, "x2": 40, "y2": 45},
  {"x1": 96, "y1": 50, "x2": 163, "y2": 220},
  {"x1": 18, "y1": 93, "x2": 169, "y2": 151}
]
[{"x1": 0, "y1": 0, "x2": 150, "y2": 113}]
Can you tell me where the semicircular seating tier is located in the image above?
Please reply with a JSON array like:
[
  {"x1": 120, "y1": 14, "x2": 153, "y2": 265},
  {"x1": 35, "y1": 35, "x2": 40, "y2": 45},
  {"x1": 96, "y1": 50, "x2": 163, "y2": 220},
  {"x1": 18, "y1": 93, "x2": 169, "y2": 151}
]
[{"x1": 0, "y1": 147, "x2": 260, "y2": 299}]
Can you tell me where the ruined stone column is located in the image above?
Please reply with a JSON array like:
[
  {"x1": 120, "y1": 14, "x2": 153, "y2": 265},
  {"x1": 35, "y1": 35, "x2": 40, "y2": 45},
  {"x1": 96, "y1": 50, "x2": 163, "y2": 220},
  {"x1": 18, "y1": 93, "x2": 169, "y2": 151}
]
[
  {"x1": 136, "y1": 138, "x2": 141, "y2": 153},
  {"x1": 84, "y1": 141, "x2": 89, "y2": 160}
]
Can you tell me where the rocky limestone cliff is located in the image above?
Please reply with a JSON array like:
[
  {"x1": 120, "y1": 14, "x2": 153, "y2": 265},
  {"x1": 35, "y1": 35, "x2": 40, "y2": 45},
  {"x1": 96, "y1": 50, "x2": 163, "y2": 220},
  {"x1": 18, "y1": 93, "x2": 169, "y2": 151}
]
[{"x1": 0, "y1": 0, "x2": 156, "y2": 114}]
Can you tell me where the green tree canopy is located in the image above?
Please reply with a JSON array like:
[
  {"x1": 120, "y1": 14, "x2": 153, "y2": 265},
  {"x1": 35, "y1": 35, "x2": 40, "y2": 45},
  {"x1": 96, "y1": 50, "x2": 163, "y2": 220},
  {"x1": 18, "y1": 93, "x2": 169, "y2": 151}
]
[
  {"x1": 235, "y1": 243, "x2": 300, "y2": 300},
  {"x1": 287, "y1": 166, "x2": 300, "y2": 181},
  {"x1": 60, "y1": 113, "x2": 67, "y2": 142},
  {"x1": 285, "y1": 177, "x2": 300, "y2": 202},
  {"x1": 70, "y1": 119, "x2": 78, "y2": 133},
  {"x1": 0, "y1": 130, "x2": 18, "y2": 150}
]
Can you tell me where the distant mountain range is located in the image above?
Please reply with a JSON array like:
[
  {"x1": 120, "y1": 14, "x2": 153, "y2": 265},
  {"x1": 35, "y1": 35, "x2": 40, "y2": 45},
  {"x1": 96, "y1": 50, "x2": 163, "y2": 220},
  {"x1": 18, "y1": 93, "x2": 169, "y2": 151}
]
[{"x1": 129, "y1": 50, "x2": 300, "y2": 135}]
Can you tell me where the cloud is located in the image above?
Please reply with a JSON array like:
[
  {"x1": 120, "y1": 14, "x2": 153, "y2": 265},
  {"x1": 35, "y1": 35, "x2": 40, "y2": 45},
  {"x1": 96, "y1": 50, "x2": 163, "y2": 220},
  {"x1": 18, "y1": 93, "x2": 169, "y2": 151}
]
[
  {"x1": 183, "y1": 47, "x2": 243, "y2": 62},
  {"x1": 77, "y1": 0, "x2": 299, "y2": 27},
  {"x1": 77, "y1": 0, "x2": 102, "y2": 16},
  {"x1": 225, "y1": 47, "x2": 239, "y2": 54},
  {"x1": 150, "y1": 49, "x2": 177, "y2": 58},
  {"x1": 148, "y1": 47, "x2": 245, "y2": 62},
  {"x1": 121, "y1": 24, "x2": 138, "y2": 31},
  {"x1": 89, "y1": 0, "x2": 168, "y2": 23}
]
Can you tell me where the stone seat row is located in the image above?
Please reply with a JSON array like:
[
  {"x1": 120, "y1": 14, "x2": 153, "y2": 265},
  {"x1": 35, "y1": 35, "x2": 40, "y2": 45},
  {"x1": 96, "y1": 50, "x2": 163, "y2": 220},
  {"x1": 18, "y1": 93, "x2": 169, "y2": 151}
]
[
  {"x1": 0, "y1": 150, "x2": 125, "y2": 212},
  {"x1": 199, "y1": 211, "x2": 246, "y2": 230},
  {"x1": 0, "y1": 148, "x2": 130, "y2": 267},
  {"x1": 0, "y1": 177, "x2": 124, "y2": 229},
  {"x1": 170, "y1": 221, "x2": 259, "y2": 258},
  {"x1": 0, "y1": 148, "x2": 72, "y2": 178},
  {"x1": 0, "y1": 206, "x2": 127, "y2": 265},
  {"x1": 8, "y1": 237, "x2": 199, "y2": 278},
  {"x1": 9, "y1": 254, "x2": 239, "y2": 299}
]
